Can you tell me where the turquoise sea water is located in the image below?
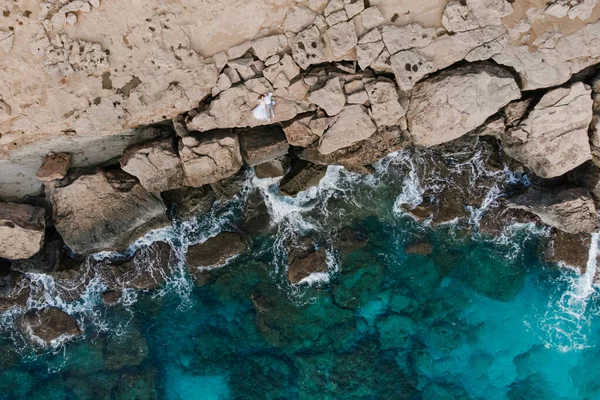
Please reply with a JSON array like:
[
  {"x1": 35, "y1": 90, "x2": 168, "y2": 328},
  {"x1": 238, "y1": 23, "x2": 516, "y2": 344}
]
[{"x1": 1, "y1": 145, "x2": 600, "y2": 399}]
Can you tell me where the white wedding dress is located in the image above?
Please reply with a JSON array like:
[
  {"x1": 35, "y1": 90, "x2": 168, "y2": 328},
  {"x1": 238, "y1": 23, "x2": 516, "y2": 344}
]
[{"x1": 252, "y1": 93, "x2": 275, "y2": 122}]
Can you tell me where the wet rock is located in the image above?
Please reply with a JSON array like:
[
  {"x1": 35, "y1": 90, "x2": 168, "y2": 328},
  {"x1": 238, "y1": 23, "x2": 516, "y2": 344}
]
[
  {"x1": 98, "y1": 241, "x2": 175, "y2": 290},
  {"x1": 407, "y1": 63, "x2": 520, "y2": 147},
  {"x1": 210, "y1": 169, "x2": 247, "y2": 200},
  {"x1": 238, "y1": 125, "x2": 289, "y2": 166},
  {"x1": 120, "y1": 138, "x2": 185, "y2": 192},
  {"x1": 308, "y1": 77, "x2": 346, "y2": 116},
  {"x1": 291, "y1": 26, "x2": 325, "y2": 69},
  {"x1": 161, "y1": 185, "x2": 216, "y2": 221},
  {"x1": 11, "y1": 237, "x2": 64, "y2": 274},
  {"x1": 506, "y1": 188, "x2": 597, "y2": 234},
  {"x1": 288, "y1": 247, "x2": 328, "y2": 285},
  {"x1": 0, "y1": 271, "x2": 30, "y2": 311},
  {"x1": 365, "y1": 78, "x2": 406, "y2": 127},
  {"x1": 278, "y1": 160, "x2": 327, "y2": 196},
  {"x1": 405, "y1": 242, "x2": 433, "y2": 255},
  {"x1": 104, "y1": 325, "x2": 149, "y2": 370},
  {"x1": 36, "y1": 152, "x2": 72, "y2": 182},
  {"x1": 319, "y1": 105, "x2": 376, "y2": 154},
  {"x1": 546, "y1": 231, "x2": 591, "y2": 273},
  {"x1": 179, "y1": 130, "x2": 243, "y2": 187},
  {"x1": 17, "y1": 307, "x2": 81, "y2": 345},
  {"x1": 242, "y1": 190, "x2": 271, "y2": 235},
  {"x1": 336, "y1": 226, "x2": 368, "y2": 255},
  {"x1": 479, "y1": 206, "x2": 540, "y2": 235},
  {"x1": 502, "y1": 82, "x2": 593, "y2": 179},
  {"x1": 326, "y1": 9, "x2": 348, "y2": 26},
  {"x1": 0, "y1": 202, "x2": 44, "y2": 262},
  {"x1": 254, "y1": 157, "x2": 290, "y2": 179},
  {"x1": 186, "y1": 232, "x2": 247, "y2": 272},
  {"x1": 102, "y1": 290, "x2": 121, "y2": 305},
  {"x1": 325, "y1": 21, "x2": 357, "y2": 58},
  {"x1": 49, "y1": 169, "x2": 168, "y2": 255}
]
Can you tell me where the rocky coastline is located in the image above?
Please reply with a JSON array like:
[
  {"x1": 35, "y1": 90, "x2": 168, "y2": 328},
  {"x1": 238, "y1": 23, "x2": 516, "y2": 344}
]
[{"x1": 2, "y1": 0, "x2": 600, "y2": 345}]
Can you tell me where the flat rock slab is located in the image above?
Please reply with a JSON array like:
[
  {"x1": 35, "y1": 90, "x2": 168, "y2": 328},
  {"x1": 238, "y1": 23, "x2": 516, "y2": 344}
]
[
  {"x1": 36, "y1": 153, "x2": 72, "y2": 182},
  {"x1": 17, "y1": 307, "x2": 81, "y2": 345},
  {"x1": 49, "y1": 169, "x2": 168, "y2": 255},
  {"x1": 407, "y1": 63, "x2": 520, "y2": 147},
  {"x1": 278, "y1": 161, "x2": 327, "y2": 196},
  {"x1": 238, "y1": 125, "x2": 289, "y2": 166},
  {"x1": 506, "y1": 188, "x2": 598, "y2": 234},
  {"x1": 319, "y1": 105, "x2": 377, "y2": 154},
  {"x1": 288, "y1": 247, "x2": 328, "y2": 284},
  {"x1": 0, "y1": 202, "x2": 45, "y2": 260}
]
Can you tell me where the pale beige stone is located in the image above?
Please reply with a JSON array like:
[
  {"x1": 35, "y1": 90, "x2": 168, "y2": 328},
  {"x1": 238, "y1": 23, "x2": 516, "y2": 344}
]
[
  {"x1": 360, "y1": 6, "x2": 385, "y2": 31},
  {"x1": 308, "y1": 77, "x2": 346, "y2": 116},
  {"x1": 251, "y1": 35, "x2": 288, "y2": 61},
  {"x1": 319, "y1": 105, "x2": 376, "y2": 154},
  {"x1": 283, "y1": 6, "x2": 317, "y2": 33},
  {"x1": 0, "y1": 202, "x2": 45, "y2": 260},
  {"x1": 325, "y1": 21, "x2": 358, "y2": 58},
  {"x1": 365, "y1": 79, "x2": 406, "y2": 127}
]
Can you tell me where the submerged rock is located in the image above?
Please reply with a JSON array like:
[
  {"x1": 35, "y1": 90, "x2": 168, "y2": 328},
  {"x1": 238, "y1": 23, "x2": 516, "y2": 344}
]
[
  {"x1": 506, "y1": 188, "x2": 598, "y2": 234},
  {"x1": 104, "y1": 325, "x2": 149, "y2": 370},
  {"x1": 49, "y1": 169, "x2": 168, "y2": 255},
  {"x1": 502, "y1": 82, "x2": 593, "y2": 178},
  {"x1": 407, "y1": 63, "x2": 520, "y2": 147},
  {"x1": 405, "y1": 242, "x2": 433, "y2": 255},
  {"x1": 17, "y1": 307, "x2": 81, "y2": 345},
  {"x1": 0, "y1": 202, "x2": 45, "y2": 260}
]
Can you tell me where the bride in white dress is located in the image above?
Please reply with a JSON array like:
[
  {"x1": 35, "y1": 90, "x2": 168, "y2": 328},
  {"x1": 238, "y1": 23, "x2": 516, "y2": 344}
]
[{"x1": 252, "y1": 92, "x2": 275, "y2": 122}]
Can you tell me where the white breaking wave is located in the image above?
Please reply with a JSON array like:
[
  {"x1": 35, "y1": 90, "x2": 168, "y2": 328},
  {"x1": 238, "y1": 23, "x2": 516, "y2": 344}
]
[{"x1": 542, "y1": 232, "x2": 600, "y2": 352}]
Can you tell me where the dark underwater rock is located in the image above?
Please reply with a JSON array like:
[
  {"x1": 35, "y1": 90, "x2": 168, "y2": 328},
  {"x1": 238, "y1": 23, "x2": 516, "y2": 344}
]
[
  {"x1": 115, "y1": 368, "x2": 158, "y2": 400},
  {"x1": 17, "y1": 307, "x2": 81, "y2": 345},
  {"x1": 405, "y1": 242, "x2": 433, "y2": 255},
  {"x1": 103, "y1": 325, "x2": 148, "y2": 370}
]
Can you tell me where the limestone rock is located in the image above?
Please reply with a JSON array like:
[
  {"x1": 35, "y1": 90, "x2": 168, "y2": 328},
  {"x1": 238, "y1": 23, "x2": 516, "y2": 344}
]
[
  {"x1": 365, "y1": 79, "x2": 406, "y2": 127},
  {"x1": 502, "y1": 82, "x2": 593, "y2": 179},
  {"x1": 291, "y1": 26, "x2": 326, "y2": 69},
  {"x1": 442, "y1": 0, "x2": 512, "y2": 33},
  {"x1": 569, "y1": 161, "x2": 600, "y2": 202},
  {"x1": 227, "y1": 41, "x2": 252, "y2": 59},
  {"x1": 121, "y1": 139, "x2": 185, "y2": 192},
  {"x1": 506, "y1": 188, "x2": 598, "y2": 234},
  {"x1": 179, "y1": 131, "x2": 243, "y2": 187},
  {"x1": 382, "y1": 24, "x2": 437, "y2": 55},
  {"x1": 347, "y1": 90, "x2": 369, "y2": 105},
  {"x1": 228, "y1": 57, "x2": 256, "y2": 81},
  {"x1": 161, "y1": 185, "x2": 216, "y2": 221},
  {"x1": 326, "y1": 10, "x2": 348, "y2": 26},
  {"x1": 0, "y1": 202, "x2": 45, "y2": 260},
  {"x1": 17, "y1": 307, "x2": 81, "y2": 345},
  {"x1": 212, "y1": 51, "x2": 228, "y2": 72},
  {"x1": 345, "y1": 1, "x2": 364, "y2": 18},
  {"x1": 251, "y1": 35, "x2": 288, "y2": 61},
  {"x1": 308, "y1": 77, "x2": 346, "y2": 116},
  {"x1": 390, "y1": 50, "x2": 434, "y2": 91},
  {"x1": 36, "y1": 153, "x2": 72, "y2": 182},
  {"x1": 407, "y1": 63, "x2": 520, "y2": 147},
  {"x1": 319, "y1": 105, "x2": 377, "y2": 154},
  {"x1": 357, "y1": 41, "x2": 385, "y2": 71},
  {"x1": 238, "y1": 125, "x2": 289, "y2": 166},
  {"x1": 360, "y1": 6, "x2": 385, "y2": 31},
  {"x1": 283, "y1": 6, "x2": 317, "y2": 33},
  {"x1": 283, "y1": 115, "x2": 320, "y2": 147},
  {"x1": 279, "y1": 161, "x2": 327, "y2": 196},
  {"x1": 479, "y1": 206, "x2": 540, "y2": 235},
  {"x1": 288, "y1": 247, "x2": 328, "y2": 284},
  {"x1": 325, "y1": 21, "x2": 357, "y2": 58},
  {"x1": 49, "y1": 170, "x2": 168, "y2": 255},
  {"x1": 262, "y1": 54, "x2": 300, "y2": 88},
  {"x1": 186, "y1": 232, "x2": 247, "y2": 271},
  {"x1": 546, "y1": 231, "x2": 591, "y2": 273},
  {"x1": 254, "y1": 157, "x2": 290, "y2": 179},
  {"x1": 324, "y1": 0, "x2": 345, "y2": 17}
]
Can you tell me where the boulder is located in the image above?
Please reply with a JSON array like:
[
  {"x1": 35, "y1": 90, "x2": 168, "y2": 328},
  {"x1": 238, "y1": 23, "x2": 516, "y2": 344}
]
[
  {"x1": 478, "y1": 206, "x2": 540, "y2": 235},
  {"x1": 325, "y1": 21, "x2": 357, "y2": 58},
  {"x1": 97, "y1": 241, "x2": 175, "y2": 290},
  {"x1": 407, "y1": 63, "x2": 520, "y2": 147},
  {"x1": 49, "y1": 169, "x2": 168, "y2": 255},
  {"x1": 102, "y1": 290, "x2": 121, "y2": 305},
  {"x1": 546, "y1": 231, "x2": 591, "y2": 273},
  {"x1": 241, "y1": 190, "x2": 271, "y2": 235},
  {"x1": 262, "y1": 54, "x2": 300, "y2": 88},
  {"x1": 282, "y1": 115, "x2": 321, "y2": 147},
  {"x1": 319, "y1": 105, "x2": 377, "y2": 154},
  {"x1": 121, "y1": 138, "x2": 185, "y2": 192},
  {"x1": 161, "y1": 185, "x2": 216, "y2": 221},
  {"x1": 179, "y1": 131, "x2": 243, "y2": 187},
  {"x1": 288, "y1": 247, "x2": 328, "y2": 284},
  {"x1": 186, "y1": 232, "x2": 247, "y2": 271},
  {"x1": 17, "y1": 307, "x2": 81, "y2": 345},
  {"x1": 0, "y1": 202, "x2": 45, "y2": 260},
  {"x1": 255, "y1": 157, "x2": 290, "y2": 179},
  {"x1": 12, "y1": 238, "x2": 64, "y2": 274},
  {"x1": 283, "y1": 6, "x2": 317, "y2": 34},
  {"x1": 238, "y1": 125, "x2": 289, "y2": 166},
  {"x1": 365, "y1": 78, "x2": 406, "y2": 127},
  {"x1": 360, "y1": 6, "x2": 385, "y2": 31},
  {"x1": 0, "y1": 272, "x2": 30, "y2": 311},
  {"x1": 381, "y1": 24, "x2": 437, "y2": 55},
  {"x1": 506, "y1": 188, "x2": 598, "y2": 234},
  {"x1": 569, "y1": 161, "x2": 600, "y2": 202},
  {"x1": 251, "y1": 35, "x2": 287, "y2": 61},
  {"x1": 502, "y1": 82, "x2": 593, "y2": 179},
  {"x1": 278, "y1": 161, "x2": 327, "y2": 196},
  {"x1": 36, "y1": 153, "x2": 72, "y2": 182},
  {"x1": 291, "y1": 26, "x2": 326, "y2": 69},
  {"x1": 307, "y1": 77, "x2": 346, "y2": 116}
]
